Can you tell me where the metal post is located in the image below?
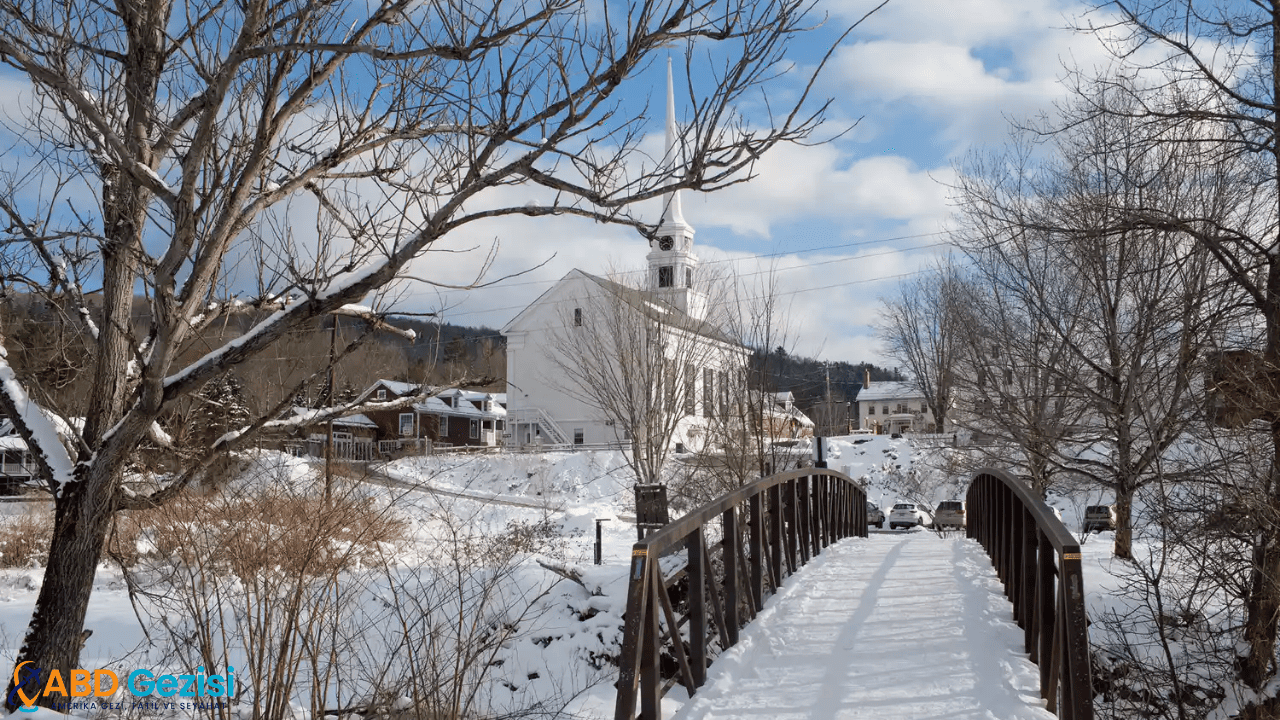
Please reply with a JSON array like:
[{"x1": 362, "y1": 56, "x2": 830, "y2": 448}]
[{"x1": 595, "y1": 519, "x2": 610, "y2": 565}]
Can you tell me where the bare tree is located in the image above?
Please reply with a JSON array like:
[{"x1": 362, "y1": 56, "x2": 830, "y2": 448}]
[
  {"x1": 544, "y1": 269, "x2": 745, "y2": 489},
  {"x1": 953, "y1": 94, "x2": 1238, "y2": 560},
  {"x1": 1056, "y1": 0, "x2": 1280, "y2": 695},
  {"x1": 0, "y1": 0, "x2": 879, "y2": 706},
  {"x1": 683, "y1": 263, "x2": 801, "y2": 505},
  {"x1": 948, "y1": 261, "x2": 1092, "y2": 498},
  {"x1": 878, "y1": 257, "x2": 967, "y2": 433}
]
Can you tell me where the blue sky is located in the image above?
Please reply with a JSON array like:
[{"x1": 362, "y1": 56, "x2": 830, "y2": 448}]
[
  {"x1": 0, "y1": 0, "x2": 1123, "y2": 370},
  {"x1": 406, "y1": 0, "x2": 1118, "y2": 368}
]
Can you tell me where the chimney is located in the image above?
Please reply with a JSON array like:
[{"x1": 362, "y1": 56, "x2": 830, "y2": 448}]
[{"x1": 864, "y1": 368, "x2": 871, "y2": 389}]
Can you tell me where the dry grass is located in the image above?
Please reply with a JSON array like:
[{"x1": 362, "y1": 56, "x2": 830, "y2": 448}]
[
  {"x1": 109, "y1": 485, "x2": 405, "y2": 576},
  {"x1": 0, "y1": 505, "x2": 53, "y2": 568}
]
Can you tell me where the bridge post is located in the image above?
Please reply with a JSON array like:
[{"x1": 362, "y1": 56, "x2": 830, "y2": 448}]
[
  {"x1": 798, "y1": 475, "x2": 812, "y2": 564},
  {"x1": 688, "y1": 531, "x2": 707, "y2": 689},
  {"x1": 723, "y1": 507, "x2": 740, "y2": 645},
  {"x1": 750, "y1": 493, "x2": 764, "y2": 611},
  {"x1": 784, "y1": 480, "x2": 798, "y2": 573},
  {"x1": 769, "y1": 483, "x2": 783, "y2": 588},
  {"x1": 1037, "y1": 531, "x2": 1054, "y2": 690},
  {"x1": 1021, "y1": 506, "x2": 1038, "y2": 652}
]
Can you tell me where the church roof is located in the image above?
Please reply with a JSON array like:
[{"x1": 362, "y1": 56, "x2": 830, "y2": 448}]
[{"x1": 577, "y1": 270, "x2": 740, "y2": 347}]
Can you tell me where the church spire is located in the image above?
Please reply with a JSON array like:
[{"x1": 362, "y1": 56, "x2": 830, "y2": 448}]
[{"x1": 660, "y1": 57, "x2": 686, "y2": 228}]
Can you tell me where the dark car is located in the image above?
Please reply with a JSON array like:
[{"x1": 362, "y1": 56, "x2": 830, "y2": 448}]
[
  {"x1": 934, "y1": 500, "x2": 966, "y2": 529},
  {"x1": 866, "y1": 502, "x2": 885, "y2": 529},
  {"x1": 1083, "y1": 504, "x2": 1117, "y2": 533}
]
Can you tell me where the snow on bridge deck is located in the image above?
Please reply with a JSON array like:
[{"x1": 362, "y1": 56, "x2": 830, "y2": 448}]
[{"x1": 667, "y1": 529, "x2": 1058, "y2": 720}]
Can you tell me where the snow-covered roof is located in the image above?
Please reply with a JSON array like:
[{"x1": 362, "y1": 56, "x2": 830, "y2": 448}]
[
  {"x1": 0, "y1": 436, "x2": 27, "y2": 451},
  {"x1": 857, "y1": 381, "x2": 924, "y2": 403},
  {"x1": 288, "y1": 406, "x2": 378, "y2": 428},
  {"x1": 332, "y1": 413, "x2": 377, "y2": 428},
  {"x1": 413, "y1": 395, "x2": 507, "y2": 419},
  {"x1": 502, "y1": 268, "x2": 742, "y2": 350},
  {"x1": 765, "y1": 404, "x2": 814, "y2": 427},
  {"x1": 363, "y1": 379, "x2": 421, "y2": 399}
]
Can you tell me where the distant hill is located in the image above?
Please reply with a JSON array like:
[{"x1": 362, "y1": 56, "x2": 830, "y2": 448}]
[{"x1": 751, "y1": 348, "x2": 902, "y2": 411}]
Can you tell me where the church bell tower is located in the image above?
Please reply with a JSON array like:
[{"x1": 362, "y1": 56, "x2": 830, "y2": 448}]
[{"x1": 647, "y1": 58, "x2": 705, "y2": 321}]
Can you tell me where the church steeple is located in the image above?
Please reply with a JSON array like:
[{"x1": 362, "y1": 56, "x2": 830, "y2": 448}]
[{"x1": 648, "y1": 57, "x2": 704, "y2": 319}]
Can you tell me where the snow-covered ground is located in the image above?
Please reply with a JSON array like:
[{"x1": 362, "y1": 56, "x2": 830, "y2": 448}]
[
  {"x1": 666, "y1": 531, "x2": 1057, "y2": 720},
  {"x1": 0, "y1": 433, "x2": 1229, "y2": 719}
]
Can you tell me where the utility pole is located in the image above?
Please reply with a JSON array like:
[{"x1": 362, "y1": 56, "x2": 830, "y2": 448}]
[{"x1": 325, "y1": 316, "x2": 337, "y2": 504}]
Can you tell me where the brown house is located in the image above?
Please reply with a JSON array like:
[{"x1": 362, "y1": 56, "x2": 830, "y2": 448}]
[{"x1": 357, "y1": 380, "x2": 508, "y2": 452}]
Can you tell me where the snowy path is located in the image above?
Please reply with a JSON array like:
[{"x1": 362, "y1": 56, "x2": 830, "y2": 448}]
[{"x1": 668, "y1": 530, "x2": 1057, "y2": 720}]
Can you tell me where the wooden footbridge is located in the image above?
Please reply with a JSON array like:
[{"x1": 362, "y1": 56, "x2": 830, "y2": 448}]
[{"x1": 612, "y1": 466, "x2": 1093, "y2": 720}]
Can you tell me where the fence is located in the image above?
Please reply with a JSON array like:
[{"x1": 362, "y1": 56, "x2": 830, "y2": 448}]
[
  {"x1": 613, "y1": 466, "x2": 868, "y2": 720},
  {"x1": 966, "y1": 467, "x2": 1093, "y2": 719}
]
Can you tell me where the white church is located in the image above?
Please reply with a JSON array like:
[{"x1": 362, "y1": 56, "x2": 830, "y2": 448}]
[{"x1": 501, "y1": 61, "x2": 748, "y2": 450}]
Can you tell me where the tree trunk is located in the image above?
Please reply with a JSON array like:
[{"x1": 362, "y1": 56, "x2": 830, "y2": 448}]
[
  {"x1": 1239, "y1": 425, "x2": 1280, "y2": 690},
  {"x1": 4, "y1": 477, "x2": 114, "y2": 710},
  {"x1": 1113, "y1": 486, "x2": 1133, "y2": 561}
]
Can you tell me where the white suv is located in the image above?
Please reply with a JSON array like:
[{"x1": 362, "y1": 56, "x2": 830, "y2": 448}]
[{"x1": 889, "y1": 502, "x2": 934, "y2": 530}]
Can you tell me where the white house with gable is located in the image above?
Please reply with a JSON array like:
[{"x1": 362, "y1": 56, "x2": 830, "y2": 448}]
[
  {"x1": 502, "y1": 60, "x2": 747, "y2": 451},
  {"x1": 856, "y1": 371, "x2": 937, "y2": 435}
]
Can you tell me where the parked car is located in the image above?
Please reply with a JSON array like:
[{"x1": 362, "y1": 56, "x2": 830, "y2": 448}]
[
  {"x1": 889, "y1": 502, "x2": 933, "y2": 530},
  {"x1": 934, "y1": 500, "x2": 966, "y2": 529},
  {"x1": 866, "y1": 502, "x2": 885, "y2": 529},
  {"x1": 1083, "y1": 504, "x2": 1117, "y2": 533}
]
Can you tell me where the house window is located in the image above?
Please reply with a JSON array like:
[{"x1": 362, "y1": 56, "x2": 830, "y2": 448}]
[
  {"x1": 675, "y1": 442, "x2": 685, "y2": 454},
  {"x1": 574, "y1": 307, "x2": 583, "y2": 326},
  {"x1": 704, "y1": 368, "x2": 715, "y2": 417},
  {"x1": 439, "y1": 415, "x2": 449, "y2": 437},
  {"x1": 377, "y1": 389, "x2": 387, "y2": 401},
  {"x1": 573, "y1": 428, "x2": 584, "y2": 445},
  {"x1": 496, "y1": 420, "x2": 504, "y2": 431},
  {"x1": 882, "y1": 405, "x2": 889, "y2": 415},
  {"x1": 658, "y1": 265, "x2": 674, "y2": 288},
  {"x1": 399, "y1": 413, "x2": 414, "y2": 436},
  {"x1": 1004, "y1": 368, "x2": 1013, "y2": 385},
  {"x1": 470, "y1": 419, "x2": 480, "y2": 439},
  {"x1": 868, "y1": 405, "x2": 875, "y2": 416}
]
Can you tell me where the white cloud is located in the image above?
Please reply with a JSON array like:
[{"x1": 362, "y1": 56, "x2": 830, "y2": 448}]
[{"x1": 685, "y1": 142, "x2": 954, "y2": 239}]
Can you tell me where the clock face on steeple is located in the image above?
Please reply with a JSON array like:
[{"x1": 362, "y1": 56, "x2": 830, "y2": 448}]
[{"x1": 658, "y1": 236, "x2": 674, "y2": 251}]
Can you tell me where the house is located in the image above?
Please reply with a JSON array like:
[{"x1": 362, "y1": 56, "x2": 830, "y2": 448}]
[
  {"x1": 0, "y1": 428, "x2": 33, "y2": 494},
  {"x1": 763, "y1": 392, "x2": 815, "y2": 439},
  {"x1": 856, "y1": 372, "x2": 936, "y2": 435},
  {"x1": 501, "y1": 61, "x2": 747, "y2": 452},
  {"x1": 280, "y1": 408, "x2": 379, "y2": 461},
  {"x1": 357, "y1": 380, "x2": 507, "y2": 452}
]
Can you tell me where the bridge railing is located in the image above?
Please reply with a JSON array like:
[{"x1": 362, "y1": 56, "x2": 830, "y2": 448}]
[
  {"x1": 967, "y1": 467, "x2": 1093, "y2": 720},
  {"x1": 614, "y1": 467, "x2": 868, "y2": 720}
]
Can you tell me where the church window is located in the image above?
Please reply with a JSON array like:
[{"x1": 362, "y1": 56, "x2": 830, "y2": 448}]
[
  {"x1": 574, "y1": 307, "x2": 582, "y2": 326},
  {"x1": 685, "y1": 267, "x2": 693, "y2": 288},
  {"x1": 704, "y1": 368, "x2": 715, "y2": 417},
  {"x1": 658, "y1": 266, "x2": 674, "y2": 288},
  {"x1": 685, "y1": 364, "x2": 696, "y2": 415}
]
